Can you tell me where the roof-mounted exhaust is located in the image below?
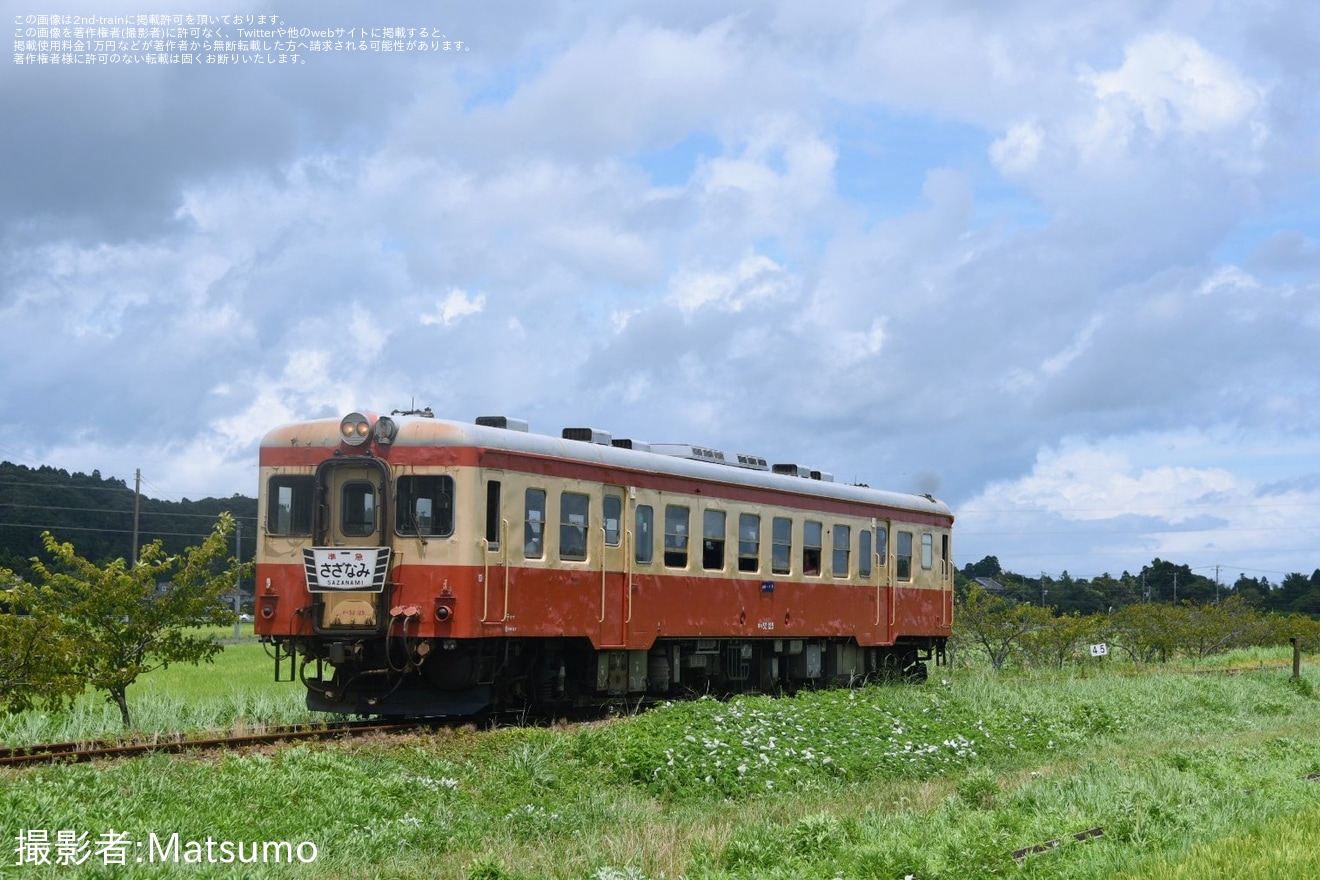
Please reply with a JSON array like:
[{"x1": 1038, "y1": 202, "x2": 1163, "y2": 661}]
[
  {"x1": 563, "y1": 427, "x2": 613, "y2": 445},
  {"x1": 476, "y1": 416, "x2": 529, "y2": 432}
]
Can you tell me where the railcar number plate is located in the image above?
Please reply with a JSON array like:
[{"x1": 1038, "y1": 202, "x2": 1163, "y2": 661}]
[{"x1": 303, "y1": 547, "x2": 392, "y2": 592}]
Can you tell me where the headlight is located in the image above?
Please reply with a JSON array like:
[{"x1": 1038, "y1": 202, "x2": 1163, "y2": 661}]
[
  {"x1": 340, "y1": 412, "x2": 372, "y2": 446},
  {"x1": 373, "y1": 416, "x2": 397, "y2": 444}
]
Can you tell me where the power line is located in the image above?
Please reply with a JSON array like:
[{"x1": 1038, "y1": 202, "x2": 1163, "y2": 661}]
[
  {"x1": 0, "y1": 522, "x2": 231, "y2": 539},
  {"x1": 0, "y1": 503, "x2": 256, "y2": 522}
]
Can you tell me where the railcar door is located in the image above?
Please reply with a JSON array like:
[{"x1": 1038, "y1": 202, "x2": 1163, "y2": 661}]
[
  {"x1": 311, "y1": 460, "x2": 390, "y2": 633},
  {"x1": 875, "y1": 520, "x2": 893, "y2": 644},
  {"x1": 598, "y1": 486, "x2": 628, "y2": 648},
  {"x1": 481, "y1": 471, "x2": 508, "y2": 624}
]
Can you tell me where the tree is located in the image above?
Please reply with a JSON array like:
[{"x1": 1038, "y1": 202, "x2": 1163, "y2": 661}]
[
  {"x1": 0, "y1": 577, "x2": 81, "y2": 714},
  {"x1": 23, "y1": 513, "x2": 242, "y2": 727},
  {"x1": 1020, "y1": 612, "x2": 1099, "y2": 669},
  {"x1": 961, "y1": 555, "x2": 1002, "y2": 579},
  {"x1": 954, "y1": 584, "x2": 1054, "y2": 671}
]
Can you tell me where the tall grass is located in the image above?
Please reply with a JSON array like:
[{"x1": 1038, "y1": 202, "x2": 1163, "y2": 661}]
[{"x1": 0, "y1": 637, "x2": 314, "y2": 746}]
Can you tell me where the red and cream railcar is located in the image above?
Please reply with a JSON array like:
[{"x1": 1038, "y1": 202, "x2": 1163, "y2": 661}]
[{"x1": 255, "y1": 410, "x2": 953, "y2": 715}]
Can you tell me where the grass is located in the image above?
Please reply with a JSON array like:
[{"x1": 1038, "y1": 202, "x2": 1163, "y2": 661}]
[
  {"x1": 3, "y1": 652, "x2": 1320, "y2": 878},
  {"x1": 0, "y1": 631, "x2": 316, "y2": 747}
]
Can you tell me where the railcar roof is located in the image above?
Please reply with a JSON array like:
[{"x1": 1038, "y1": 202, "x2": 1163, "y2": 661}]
[{"x1": 261, "y1": 415, "x2": 953, "y2": 521}]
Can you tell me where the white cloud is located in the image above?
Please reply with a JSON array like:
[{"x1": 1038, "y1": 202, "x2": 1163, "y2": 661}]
[
  {"x1": 1085, "y1": 32, "x2": 1262, "y2": 139},
  {"x1": 419, "y1": 288, "x2": 487, "y2": 326},
  {"x1": 668, "y1": 253, "x2": 796, "y2": 314}
]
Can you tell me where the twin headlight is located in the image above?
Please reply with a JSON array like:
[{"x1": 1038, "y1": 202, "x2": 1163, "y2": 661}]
[{"x1": 339, "y1": 412, "x2": 398, "y2": 446}]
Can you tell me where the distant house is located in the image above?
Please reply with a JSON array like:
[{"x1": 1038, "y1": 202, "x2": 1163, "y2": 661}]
[{"x1": 974, "y1": 577, "x2": 1006, "y2": 593}]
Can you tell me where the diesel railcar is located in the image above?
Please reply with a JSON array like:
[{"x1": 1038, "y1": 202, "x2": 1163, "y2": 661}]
[{"x1": 254, "y1": 410, "x2": 953, "y2": 715}]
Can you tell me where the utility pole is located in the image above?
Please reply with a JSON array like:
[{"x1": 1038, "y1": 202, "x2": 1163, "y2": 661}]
[
  {"x1": 1173, "y1": 572, "x2": 1178, "y2": 604},
  {"x1": 1215, "y1": 565, "x2": 1221, "y2": 605},
  {"x1": 132, "y1": 469, "x2": 141, "y2": 565},
  {"x1": 1040, "y1": 570, "x2": 1047, "y2": 607},
  {"x1": 233, "y1": 519, "x2": 243, "y2": 641}
]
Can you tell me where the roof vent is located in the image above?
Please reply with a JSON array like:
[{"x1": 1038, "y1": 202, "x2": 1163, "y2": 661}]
[
  {"x1": 651, "y1": 443, "x2": 728, "y2": 464},
  {"x1": 810, "y1": 470, "x2": 835, "y2": 482},
  {"x1": 734, "y1": 453, "x2": 769, "y2": 471},
  {"x1": 611, "y1": 438, "x2": 651, "y2": 452},
  {"x1": 476, "y1": 416, "x2": 529, "y2": 432},
  {"x1": 563, "y1": 427, "x2": 613, "y2": 445},
  {"x1": 772, "y1": 463, "x2": 812, "y2": 478}
]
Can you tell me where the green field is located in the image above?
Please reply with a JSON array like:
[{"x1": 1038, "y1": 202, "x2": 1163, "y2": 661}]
[
  {"x1": 0, "y1": 629, "x2": 315, "y2": 747},
  {"x1": 3, "y1": 645, "x2": 1320, "y2": 878}
]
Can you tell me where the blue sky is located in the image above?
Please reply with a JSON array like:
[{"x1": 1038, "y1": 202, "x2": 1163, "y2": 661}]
[{"x1": 3, "y1": 1, "x2": 1319, "y2": 583}]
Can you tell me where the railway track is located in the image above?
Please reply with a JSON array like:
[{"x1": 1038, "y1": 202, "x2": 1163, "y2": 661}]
[{"x1": 0, "y1": 720, "x2": 429, "y2": 769}]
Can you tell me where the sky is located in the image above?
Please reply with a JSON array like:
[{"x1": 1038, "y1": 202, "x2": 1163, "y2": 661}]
[{"x1": 3, "y1": 1, "x2": 1319, "y2": 583}]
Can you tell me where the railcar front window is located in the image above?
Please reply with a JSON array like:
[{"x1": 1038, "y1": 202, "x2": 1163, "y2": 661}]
[
  {"x1": 922, "y1": 533, "x2": 934, "y2": 570},
  {"x1": 859, "y1": 528, "x2": 873, "y2": 578},
  {"x1": 664, "y1": 505, "x2": 689, "y2": 568},
  {"x1": 395, "y1": 475, "x2": 455, "y2": 537},
  {"x1": 771, "y1": 516, "x2": 792, "y2": 575},
  {"x1": 341, "y1": 481, "x2": 376, "y2": 537},
  {"x1": 897, "y1": 531, "x2": 913, "y2": 581},
  {"x1": 560, "y1": 492, "x2": 590, "y2": 561},
  {"x1": 738, "y1": 513, "x2": 760, "y2": 573},
  {"x1": 703, "y1": 509, "x2": 726, "y2": 570},
  {"x1": 635, "y1": 504, "x2": 654, "y2": 564},
  {"x1": 604, "y1": 495, "x2": 622, "y2": 546},
  {"x1": 267, "y1": 475, "x2": 313, "y2": 536},
  {"x1": 877, "y1": 526, "x2": 888, "y2": 566},
  {"x1": 832, "y1": 524, "x2": 850, "y2": 578},
  {"x1": 486, "y1": 480, "x2": 502, "y2": 549}
]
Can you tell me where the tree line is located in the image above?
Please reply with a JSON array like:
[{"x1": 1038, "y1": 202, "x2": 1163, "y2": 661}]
[
  {"x1": 954, "y1": 580, "x2": 1320, "y2": 676},
  {"x1": 958, "y1": 554, "x2": 1320, "y2": 617},
  {"x1": 0, "y1": 461, "x2": 257, "y2": 581}
]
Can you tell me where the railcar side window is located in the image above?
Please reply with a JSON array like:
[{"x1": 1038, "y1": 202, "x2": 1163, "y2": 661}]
[
  {"x1": 738, "y1": 513, "x2": 760, "y2": 573},
  {"x1": 341, "y1": 481, "x2": 377, "y2": 537},
  {"x1": 803, "y1": 520, "x2": 823, "y2": 576},
  {"x1": 395, "y1": 475, "x2": 455, "y2": 537},
  {"x1": 896, "y1": 531, "x2": 913, "y2": 581},
  {"x1": 703, "y1": 509, "x2": 726, "y2": 570},
  {"x1": 664, "y1": 505, "x2": 689, "y2": 568},
  {"x1": 267, "y1": 475, "x2": 314, "y2": 536},
  {"x1": 922, "y1": 533, "x2": 934, "y2": 570},
  {"x1": 832, "y1": 524, "x2": 850, "y2": 578},
  {"x1": 604, "y1": 495, "x2": 622, "y2": 546},
  {"x1": 771, "y1": 516, "x2": 792, "y2": 575},
  {"x1": 524, "y1": 488, "x2": 546, "y2": 558},
  {"x1": 560, "y1": 492, "x2": 590, "y2": 561},
  {"x1": 859, "y1": 528, "x2": 873, "y2": 578},
  {"x1": 635, "y1": 504, "x2": 654, "y2": 564}
]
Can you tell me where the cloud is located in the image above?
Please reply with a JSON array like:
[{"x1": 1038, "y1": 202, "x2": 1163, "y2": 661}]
[
  {"x1": 3, "y1": 2, "x2": 1319, "y2": 580},
  {"x1": 418, "y1": 289, "x2": 486, "y2": 326}
]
